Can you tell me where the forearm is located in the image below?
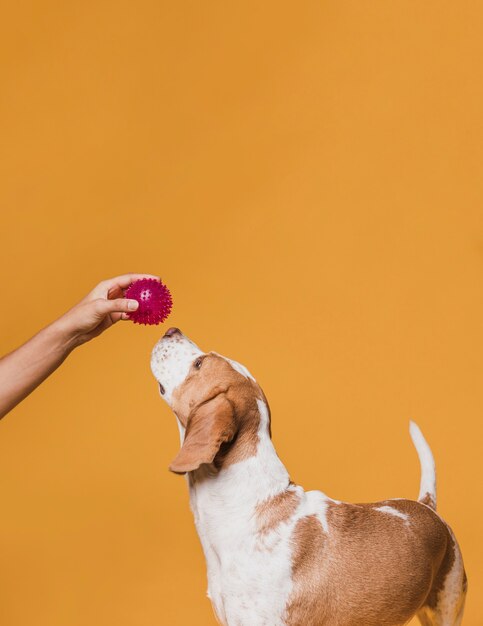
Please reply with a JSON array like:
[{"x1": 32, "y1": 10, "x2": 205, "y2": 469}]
[
  {"x1": 0, "y1": 321, "x2": 77, "y2": 419},
  {"x1": 0, "y1": 274, "x2": 154, "y2": 420}
]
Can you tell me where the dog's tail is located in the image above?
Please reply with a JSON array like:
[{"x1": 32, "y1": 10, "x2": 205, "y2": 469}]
[{"x1": 409, "y1": 421, "x2": 437, "y2": 511}]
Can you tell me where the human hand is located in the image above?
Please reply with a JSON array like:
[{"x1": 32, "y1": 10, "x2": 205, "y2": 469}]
[{"x1": 54, "y1": 273, "x2": 160, "y2": 348}]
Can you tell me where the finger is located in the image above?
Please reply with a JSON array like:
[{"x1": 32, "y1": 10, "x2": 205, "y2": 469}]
[
  {"x1": 94, "y1": 297, "x2": 139, "y2": 316},
  {"x1": 109, "y1": 312, "x2": 123, "y2": 323},
  {"x1": 89, "y1": 274, "x2": 160, "y2": 300},
  {"x1": 116, "y1": 273, "x2": 160, "y2": 286},
  {"x1": 107, "y1": 285, "x2": 124, "y2": 300},
  {"x1": 103, "y1": 273, "x2": 161, "y2": 292}
]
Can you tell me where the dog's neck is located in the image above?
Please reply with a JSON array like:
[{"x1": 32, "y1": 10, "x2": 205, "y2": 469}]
[{"x1": 184, "y1": 399, "x2": 290, "y2": 529}]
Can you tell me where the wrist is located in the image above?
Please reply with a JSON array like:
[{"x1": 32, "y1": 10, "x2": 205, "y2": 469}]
[{"x1": 43, "y1": 318, "x2": 82, "y2": 355}]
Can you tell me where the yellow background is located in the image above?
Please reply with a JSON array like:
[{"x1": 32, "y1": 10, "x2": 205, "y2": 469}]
[{"x1": 0, "y1": 2, "x2": 482, "y2": 625}]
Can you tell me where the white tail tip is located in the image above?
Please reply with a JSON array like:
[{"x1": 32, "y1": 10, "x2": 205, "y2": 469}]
[{"x1": 409, "y1": 421, "x2": 437, "y2": 510}]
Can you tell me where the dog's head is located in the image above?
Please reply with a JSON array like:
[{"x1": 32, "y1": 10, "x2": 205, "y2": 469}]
[{"x1": 151, "y1": 328, "x2": 269, "y2": 475}]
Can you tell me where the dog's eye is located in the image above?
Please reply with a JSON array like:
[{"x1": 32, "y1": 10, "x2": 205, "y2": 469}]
[
  {"x1": 159, "y1": 383, "x2": 165, "y2": 395},
  {"x1": 194, "y1": 357, "x2": 203, "y2": 370}
]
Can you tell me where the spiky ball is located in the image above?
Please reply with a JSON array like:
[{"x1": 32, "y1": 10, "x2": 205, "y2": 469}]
[{"x1": 125, "y1": 278, "x2": 173, "y2": 325}]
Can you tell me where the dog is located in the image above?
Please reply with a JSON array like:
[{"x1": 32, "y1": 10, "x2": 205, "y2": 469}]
[{"x1": 151, "y1": 327, "x2": 467, "y2": 626}]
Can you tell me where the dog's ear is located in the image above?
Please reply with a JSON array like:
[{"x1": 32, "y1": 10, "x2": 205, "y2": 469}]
[{"x1": 169, "y1": 394, "x2": 236, "y2": 474}]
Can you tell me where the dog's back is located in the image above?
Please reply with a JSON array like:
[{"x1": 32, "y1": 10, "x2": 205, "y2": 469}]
[{"x1": 285, "y1": 498, "x2": 465, "y2": 626}]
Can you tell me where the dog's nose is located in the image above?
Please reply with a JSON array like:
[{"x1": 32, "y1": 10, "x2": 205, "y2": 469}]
[{"x1": 164, "y1": 327, "x2": 181, "y2": 337}]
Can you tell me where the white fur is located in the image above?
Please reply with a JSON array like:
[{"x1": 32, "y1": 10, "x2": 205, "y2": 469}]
[
  {"x1": 375, "y1": 505, "x2": 410, "y2": 523},
  {"x1": 151, "y1": 333, "x2": 203, "y2": 404},
  {"x1": 223, "y1": 356, "x2": 256, "y2": 381},
  {"x1": 409, "y1": 420, "x2": 436, "y2": 507}
]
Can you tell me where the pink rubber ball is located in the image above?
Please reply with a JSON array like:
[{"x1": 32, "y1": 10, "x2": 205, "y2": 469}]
[{"x1": 125, "y1": 278, "x2": 173, "y2": 325}]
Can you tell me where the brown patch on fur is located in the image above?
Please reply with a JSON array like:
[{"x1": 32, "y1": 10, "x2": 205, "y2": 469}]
[
  {"x1": 420, "y1": 492, "x2": 437, "y2": 510},
  {"x1": 285, "y1": 515, "x2": 328, "y2": 625},
  {"x1": 169, "y1": 393, "x2": 237, "y2": 474},
  {"x1": 285, "y1": 499, "x2": 452, "y2": 626},
  {"x1": 256, "y1": 489, "x2": 300, "y2": 536},
  {"x1": 424, "y1": 530, "x2": 456, "y2": 609},
  {"x1": 292, "y1": 514, "x2": 326, "y2": 585},
  {"x1": 170, "y1": 353, "x2": 266, "y2": 474}
]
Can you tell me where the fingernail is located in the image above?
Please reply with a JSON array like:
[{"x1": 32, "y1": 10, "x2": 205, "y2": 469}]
[{"x1": 128, "y1": 299, "x2": 139, "y2": 310}]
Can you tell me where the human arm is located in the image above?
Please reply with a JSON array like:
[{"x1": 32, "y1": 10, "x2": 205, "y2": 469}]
[{"x1": 0, "y1": 273, "x2": 158, "y2": 419}]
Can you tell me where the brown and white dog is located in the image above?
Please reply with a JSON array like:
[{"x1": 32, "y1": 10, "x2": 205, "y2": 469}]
[{"x1": 151, "y1": 327, "x2": 467, "y2": 626}]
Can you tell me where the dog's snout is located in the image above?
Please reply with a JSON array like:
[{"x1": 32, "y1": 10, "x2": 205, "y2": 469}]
[
  {"x1": 164, "y1": 327, "x2": 181, "y2": 337},
  {"x1": 151, "y1": 330, "x2": 204, "y2": 405}
]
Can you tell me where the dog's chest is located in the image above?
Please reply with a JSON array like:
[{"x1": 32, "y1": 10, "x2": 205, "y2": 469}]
[
  {"x1": 189, "y1": 482, "x2": 296, "y2": 625},
  {"x1": 196, "y1": 512, "x2": 294, "y2": 625}
]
